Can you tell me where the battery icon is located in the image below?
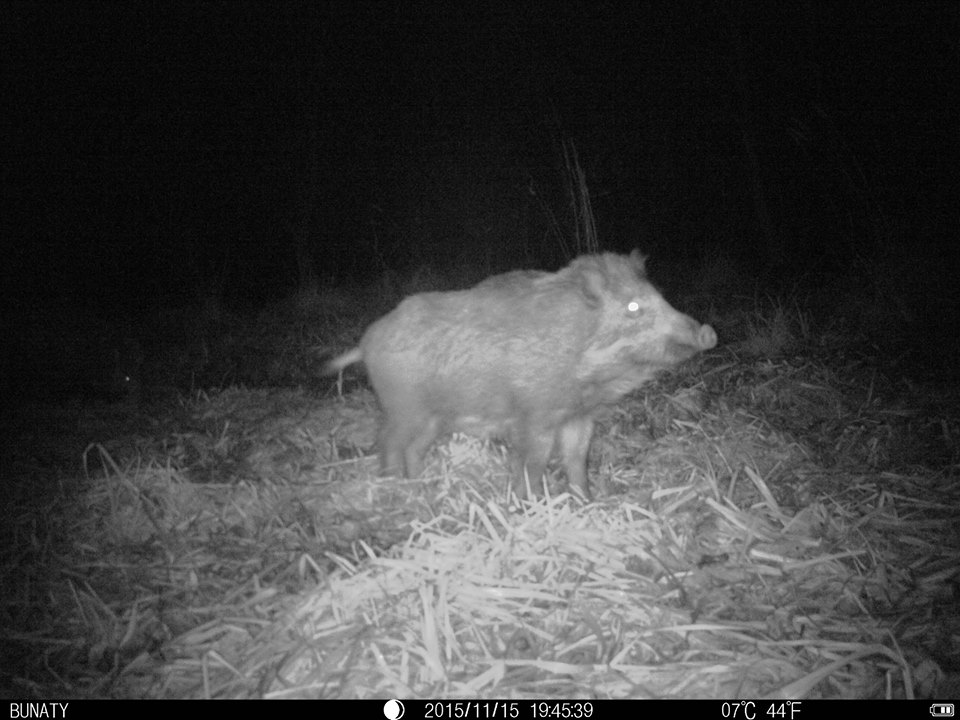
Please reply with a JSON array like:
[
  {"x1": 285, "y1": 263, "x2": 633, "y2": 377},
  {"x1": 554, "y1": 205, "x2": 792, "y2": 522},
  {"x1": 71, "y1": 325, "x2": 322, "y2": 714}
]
[{"x1": 931, "y1": 704, "x2": 954, "y2": 717}]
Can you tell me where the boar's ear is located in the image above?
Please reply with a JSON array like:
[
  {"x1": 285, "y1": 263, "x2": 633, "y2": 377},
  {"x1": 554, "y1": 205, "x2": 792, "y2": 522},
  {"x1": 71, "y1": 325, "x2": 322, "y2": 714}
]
[
  {"x1": 628, "y1": 249, "x2": 647, "y2": 276},
  {"x1": 577, "y1": 266, "x2": 606, "y2": 309}
]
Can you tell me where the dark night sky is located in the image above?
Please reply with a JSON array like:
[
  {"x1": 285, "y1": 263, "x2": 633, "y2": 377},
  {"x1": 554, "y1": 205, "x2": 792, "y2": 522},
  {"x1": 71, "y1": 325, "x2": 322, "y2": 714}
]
[{"x1": 2, "y1": 1, "x2": 957, "y2": 306}]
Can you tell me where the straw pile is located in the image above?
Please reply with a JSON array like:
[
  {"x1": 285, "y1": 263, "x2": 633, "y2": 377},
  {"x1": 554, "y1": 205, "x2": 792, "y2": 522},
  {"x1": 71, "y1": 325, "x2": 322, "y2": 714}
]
[{"x1": 3, "y1": 349, "x2": 958, "y2": 698}]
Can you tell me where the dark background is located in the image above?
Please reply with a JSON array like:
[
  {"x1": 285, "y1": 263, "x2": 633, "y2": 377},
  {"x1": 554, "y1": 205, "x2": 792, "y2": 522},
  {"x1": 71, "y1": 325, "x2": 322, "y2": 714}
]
[{"x1": 2, "y1": 1, "x2": 957, "y2": 362}]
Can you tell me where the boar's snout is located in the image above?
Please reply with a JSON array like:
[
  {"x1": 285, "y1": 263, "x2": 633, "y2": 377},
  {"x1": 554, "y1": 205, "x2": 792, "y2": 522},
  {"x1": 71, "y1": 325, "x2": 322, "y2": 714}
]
[
  {"x1": 662, "y1": 316, "x2": 717, "y2": 363},
  {"x1": 698, "y1": 324, "x2": 718, "y2": 350}
]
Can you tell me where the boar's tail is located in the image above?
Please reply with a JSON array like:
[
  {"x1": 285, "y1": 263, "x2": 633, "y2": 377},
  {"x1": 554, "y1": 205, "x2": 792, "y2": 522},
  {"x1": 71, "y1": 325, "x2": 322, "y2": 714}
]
[{"x1": 323, "y1": 347, "x2": 363, "y2": 375}]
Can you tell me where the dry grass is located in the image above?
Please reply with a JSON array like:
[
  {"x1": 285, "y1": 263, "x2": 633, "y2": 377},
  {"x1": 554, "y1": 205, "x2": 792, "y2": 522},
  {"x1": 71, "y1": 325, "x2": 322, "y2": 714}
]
[{"x1": 2, "y1": 335, "x2": 958, "y2": 699}]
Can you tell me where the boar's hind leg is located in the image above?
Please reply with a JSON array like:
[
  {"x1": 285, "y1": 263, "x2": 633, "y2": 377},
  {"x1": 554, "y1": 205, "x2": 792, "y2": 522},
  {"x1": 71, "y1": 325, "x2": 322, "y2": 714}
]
[
  {"x1": 559, "y1": 416, "x2": 597, "y2": 499},
  {"x1": 378, "y1": 419, "x2": 407, "y2": 477},
  {"x1": 378, "y1": 412, "x2": 441, "y2": 479},
  {"x1": 403, "y1": 415, "x2": 441, "y2": 479}
]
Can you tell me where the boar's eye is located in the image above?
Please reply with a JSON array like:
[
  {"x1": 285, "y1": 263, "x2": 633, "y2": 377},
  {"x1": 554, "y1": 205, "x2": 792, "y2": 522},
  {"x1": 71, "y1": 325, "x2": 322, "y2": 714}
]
[{"x1": 626, "y1": 299, "x2": 642, "y2": 315}]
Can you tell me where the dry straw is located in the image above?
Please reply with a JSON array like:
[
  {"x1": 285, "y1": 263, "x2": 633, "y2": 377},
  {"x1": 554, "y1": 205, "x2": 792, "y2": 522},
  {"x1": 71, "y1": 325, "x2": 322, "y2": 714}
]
[{"x1": 3, "y1": 351, "x2": 958, "y2": 699}]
